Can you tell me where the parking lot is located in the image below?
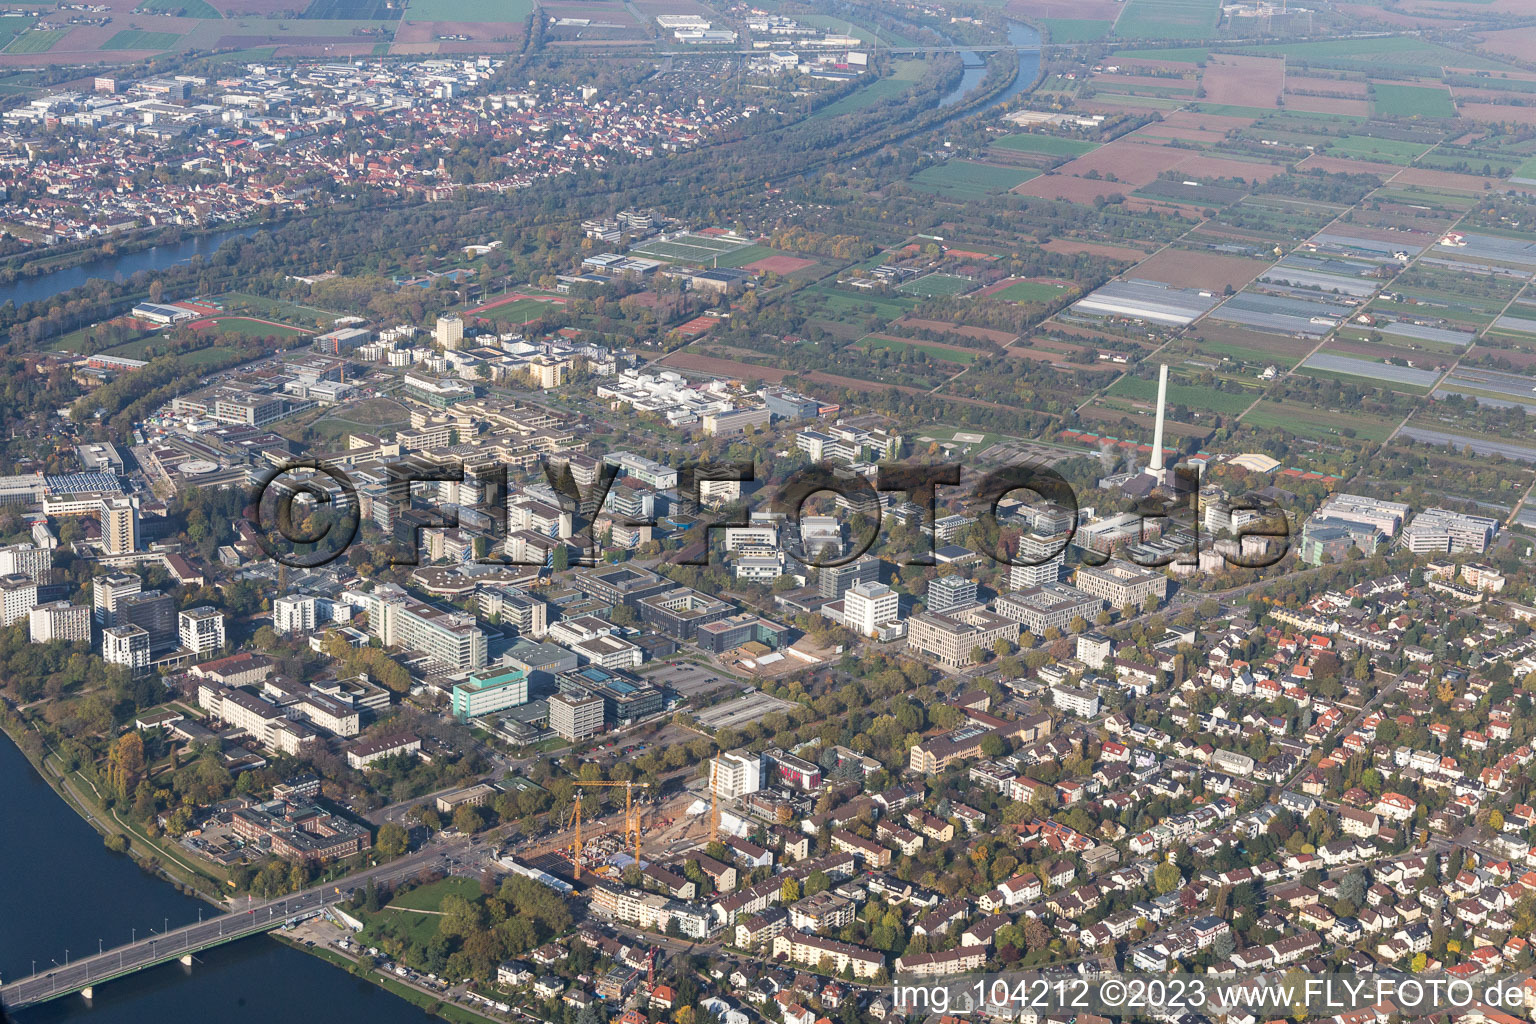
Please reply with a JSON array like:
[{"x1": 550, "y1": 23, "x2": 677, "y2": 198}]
[
  {"x1": 693, "y1": 690, "x2": 797, "y2": 730},
  {"x1": 644, "y1": 661, "x2": 741, "y2": 699}
]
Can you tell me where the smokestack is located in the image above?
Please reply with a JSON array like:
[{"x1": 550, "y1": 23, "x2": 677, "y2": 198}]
[{"x1": 1150, "y1": 363, "x2": 1168, "y2": 474}]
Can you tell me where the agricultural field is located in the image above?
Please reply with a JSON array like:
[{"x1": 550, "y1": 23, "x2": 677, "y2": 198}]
[
  {"x1": 1237, "y1": 36, "x2": 1512, "y2": 75},
  {"x1": 1325, "y1": 135, "x2": 1433, "y2": 164},
  {"x1": 402, "y1": 0, "x2": 533, "y2": 19},
  {"x1": 1371, "y1": 83, "x2": 1457, "y2": 119},
  {"x1": 1040, "y1": 18, "x2": 1112, "y2": 42},
  {"x1": 863, "y1": 334, "x2": 978, "y2": 364},
  {"x1": 0, "y1": 16, "x2": 35, "y2": 50},
  {"x1": 1241, "y1": 398, "x2": 1400, "y2": 442},
  {"x1": 101, "y1": 30, "x2": 185, "y2": 50},
  {"x1": 1106, "y1": 371, "x2": 1257, "y2": 416},
  {"x1": 909, "y1": 160, "x2": 1039, "y2": 200},
  {"x1": 814, "y1": 61, "x2": 927, "y2": 118},
  {"x1": 5, "y1": 28, "x2": 67, "y2": 52},
  {"x1": 991, "y1": 134, "x2": 1100, "y2": 158},
  {"x1": 1112, "y1": 0, "x2": 1220, "y2": 41}
]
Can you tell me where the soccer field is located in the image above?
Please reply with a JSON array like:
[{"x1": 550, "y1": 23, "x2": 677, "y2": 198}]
[{"x1": 630, "y1": 233, "x2": 751, "y2": 264}]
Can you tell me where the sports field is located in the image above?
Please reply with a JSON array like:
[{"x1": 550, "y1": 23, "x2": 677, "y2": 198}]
[
  {"x1": 897, "y1": 273, "x2": 976, "y2": 298},
  {"x1": 630, "y1": 233, "x2": 751, "y2": 264},
  {"x1": 992, "y1": 280, "x2": 1070, "y2": 303}
]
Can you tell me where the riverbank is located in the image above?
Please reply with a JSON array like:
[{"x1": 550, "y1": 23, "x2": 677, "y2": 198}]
[
  {"x1": 0, "y1": 714, "x2": 230, "y2": 907},
  {"x1": 271, "y1": 930, "x2": 505, "y2": 1024}
]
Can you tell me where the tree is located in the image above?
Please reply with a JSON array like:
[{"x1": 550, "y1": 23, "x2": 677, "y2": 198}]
[
  {"x1": 453, "y1": 804, "x2": 485, "y2": 834},
  {"x1": 781, "y1": 877, "x2": 801, "y2": 903},
  {"x1": 377, "y1": 821, "x2": 409, "y2": 858},
  {"x1": 1153, "y1": 859, "x2": 1181, "y2": 895},
  {"x1": 107, "y1": 731, "x2": 146, "y2": 802}
]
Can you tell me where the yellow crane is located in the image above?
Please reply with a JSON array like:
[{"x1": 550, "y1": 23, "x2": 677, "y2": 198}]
[{"x1": 568, "y1": 780, "x2": 652, "y2": 878}]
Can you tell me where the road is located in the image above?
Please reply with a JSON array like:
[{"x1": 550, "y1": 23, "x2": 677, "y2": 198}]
[{"x1": 0, "y1": 838, "x2": 479, "y2": 1010}]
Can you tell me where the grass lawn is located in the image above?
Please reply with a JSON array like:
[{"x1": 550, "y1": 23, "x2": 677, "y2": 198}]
[
  {"x1": 992, "y1": 134, "x2": 1099, "y2": 157},
  {"x1": 865, "y1": 335, "x2": 977, "y2": 364},
  {"x1": 5, "y1": 28, "x2": 67, "y2": 52},
  {"x1": 897, "y1": 273, "x2": 976, "y2": 297},
  {"x1": 1513, "y1": 156, "x2": 1536, "y2": 181},
  {"x1": 909, "y1": 160, "x2": 1039, "y2": 200},
  {"x1": 1371, "y1": 83, "x2": 1456, "y2": 119},
  {"x1": 804, "y1": 285, "x2": 916, "y2": 321},
  {"x1": 403, "y1": 0, "x2": 532, "y2": 19},
  {"x1": 796, "y1": 13, "x2": 915, "y2": 46},
  {"x1": 471, "y1": 297, "x2": 556, "y2": 323},
  {"x1": 815, "y1": 62, "x2": 926, "y2": 118},
  {"x1": 140, "y1": 0, "x2": 221, "y2": 14},
  {"x1": 713, "y1": 244, "x2": 780, "y2": 268},
  {"x1": 1042, "y1": 18, "x2": 1112, "y2": 41},
  {"x1": 993, "y1": 280, "x2": 1070, "y2": 303},
  {"x1": 1113, "y1": 0, "x2": 1220, "y2": 40},
  {"x1": 389, "y1": 877, "x2": 484, "y2": 911},
  {"x1": 101, "y1": 29, "x2": 182, "y2": 49}
]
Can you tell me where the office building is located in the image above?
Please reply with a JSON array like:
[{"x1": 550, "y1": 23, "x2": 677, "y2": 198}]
[
  {"x1": 549, "y1": 689, "x2": 606, "y2": 741},
  {"x1": 927, "y1": 574, "x2": 977, "y2": 615},
  {"x1": 712, "y1": 750, "x2": 764, "y2": 799},
  {"x1": 842, "y1": 581, "x2": 901, "y2": 638},
  {"x1": 360, "y1": 585, "x2": 486, "y2": 671},
  {"x1": 100, "y1": 494, "x2": 141, "y2": 554},
  {"x1": 103, "y1": 624, "x2": 151, "y2": 674},
  {"x1": 1402, "y1": 508, "x2": 1499, "y2": 555},
  {"x1": 818, "y1": 555, "x2": 880, "y2": 600},
  {"x1": 635, "y1": 588, "x2": 734, "y2": 641},
  {"x1": 346, "y1": 734, "x2": 422, "y2": 769},
  {"x1": 29, "y1": 601, "x2": 90, "y2": 644},
  {"x1": 93, "y1": 572, "x2": 142, "y2": 625},
  {"x1": 994, "y1": 583, "x2": 1103, "y2": 636},
  {"x1": 197, "y1": 682, "x2": 315, "y2": 755},
  {"x1": 178, "y1": 606, "x2": 226, "y2": 655},
  {"x1": 451, "y1": 666, "x2": 528, "y2": 720},
  {"x1": 906, "y1": 606, "x2": 1018, "y2": 668},
  {"x1": 1073, "y1": 560, "x2": 1168, "y2": 609},
  {"x1": 1009, "y1": 532, "x2": 1067, "y2": 590},
  {"x1": 1313, "y1": 493, "x2": 1411, "y2": 537}
]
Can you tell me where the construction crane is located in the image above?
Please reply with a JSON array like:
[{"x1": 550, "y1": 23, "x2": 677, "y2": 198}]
[{"x1": 569, "y1": 780, "x2": 652, "y2": 878}]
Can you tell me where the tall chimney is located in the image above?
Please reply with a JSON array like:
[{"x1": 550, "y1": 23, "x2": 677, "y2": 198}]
[{"x1": 1150, "y1": 363, "x2": 1168, "y2": 474}]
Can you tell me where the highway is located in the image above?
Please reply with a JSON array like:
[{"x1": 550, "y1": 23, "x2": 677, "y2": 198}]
[{"x1": 0, "y1": 839, "x2": 480, "y2": 1010}]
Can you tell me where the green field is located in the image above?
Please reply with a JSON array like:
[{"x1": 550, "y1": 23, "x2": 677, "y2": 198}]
[
  {"x1": 1238, "y1": 36, "x2": 1510, "y2": 74},
  {"x1": 403, "y1": 0, "x2": 533, "y2": 19},
  {"x1": 1371, "y1": 83, "x2": 1456, "y2": 119},
  {"x1": 1513, "y1": 157, "x2": 1536, "y2": 182},
  {"x1": 797, "y1": 13, "x2": 916, "y2": 46},
  {"x1": 5, "y1": 28, "x2": 67, "y2": 52},
  {"x1": 909, "y1": 160, "x2": 1039, "y2": 200},
  {"x1": 193, "y1": 316, "x2": 306, "y2": 337},
  {"x1": 897, "y1": 273, "x2": 977, "y2": 297},
  {"x1": 139, "y1": 0, "x2": 222, "y2": 15},
  {"x1": 0, "y1": 16, "x2": 36, "y2": 50},
  {"x1": 1242, "y1": 398, "x2": 1397, "y2": 441},
  {"x1": 101, "y1": 29, "x2": 183, "y2": 50},
  {"x1": 992, "y1": 280, "x2": 1070, "y2": 303},
  {"x1": 1326, "y1": 135, "x2": 1434, "y2": 164},
  {"x1": 993, "y1": 134, "x2": 1100, "y2": 158},
  {"x1": 803, "y1": 285, "x2": 917, "y2": 321},
  {"x1": 389, "y1": 877, "x2": 483, "y2": 910},
  {"x1": 1112, "y1": 0, "x2": 1220, "y2": 40},
  {"x1": 471, "y1": 297, "x2": 557, "y2": 323},
  {"x1": 630, "y1": 233, "x2": 747, "y2": 263},
  {"x1": 713, "y1": 244, "x2": 780, "y2": 268},
  {"x1": 865, "y1": 335, "x2": 977, "y2": 364},
  {"x1": 1109, "y1": 46, "x2": 1208, "y2": 63},
  {"x1": 814, "y1": 62, "x2": 927, "y2": 118},
  {"x1": 1042, "y1": 18, "x2": 1112, "y2": 42}
]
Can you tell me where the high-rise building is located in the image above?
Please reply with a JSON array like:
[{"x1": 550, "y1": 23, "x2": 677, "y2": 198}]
[
  {"x1": 29, "y1": 601, "x2": 90, "y2": 644},
  {"x1": 548, "y1": 689, "x2": 605, "y2": 741},
  {"x1": 711, "y1": 750, "x2": 763, "y2": 799},
  {"x1": 103, "y1": 624, "x2": 150, "y2": 674},
  {"x1": 273, "y1": 594, "x2": 318, "y2": 635},
  {"x1": 435, "y1": 314, "x2": 464, "y2": 350},
  {"x1": 0, "y1": 573, "x2": 39, "y2": 625},
  {"x1": 818, "y1": 555, "x2": 880, "y2": 600},
  {"x1": 359, "y1": 585, "x2": 486, "y2": 671},
  {"x1": 927, "y1": 575, "x2": 978, "y2": 615},
  {"x1": 119, "y1": 590, "x2": 177, "y2": 653},
  {"x1": 100, "y1": 494, "x2": 140, "y2": 555},
  {"x1": 178, "y1": 606, "x2": 226, "y2": 655},
  {"x1": 0, "y1": 543, "x2": 51, "y2": 585},
  {"x1": 93, "y1": 572, "x2": 142, "y2": 626}
]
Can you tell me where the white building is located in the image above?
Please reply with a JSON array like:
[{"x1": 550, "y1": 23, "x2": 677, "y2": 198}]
[
  {"x1": 711, "y1": 750, "x2": 763, "y2": 799},
  {"x1": 435, "y1": 313, "x2": 464, "y2": 350},
  {"x1": 178, "y1": 606, "x2": 226, "y2": 655},
  {"x1": 843, "y1": 581, "x2": 900, "y2": 638},
  {"x1": 0, "y1": 573, "x2": 37, "y2": 626},
  {"x1": 103, "y1": 624, "x2": 151, "y2": 673},
  {"x1": 29, "y1": 601, "x2": 90, "y2": 644}
]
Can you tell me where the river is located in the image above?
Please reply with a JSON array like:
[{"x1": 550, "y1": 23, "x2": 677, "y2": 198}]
[
  {"x1": 0, "y1": 735, "x2": 436, "y2": 1023},
  {"x1": 0, "y1": 228, "x2": 259, "y2": 311},
  {"x1": 940, "y1": 21, "x2": 1041, "y2": 109}
]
